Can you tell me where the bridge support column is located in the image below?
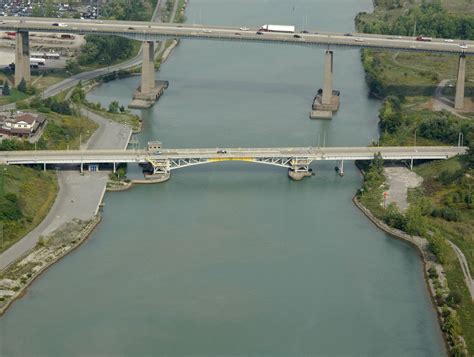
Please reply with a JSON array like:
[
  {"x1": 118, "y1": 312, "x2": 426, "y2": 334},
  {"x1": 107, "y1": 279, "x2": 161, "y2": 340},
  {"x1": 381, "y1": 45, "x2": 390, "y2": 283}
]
[
  {"x1": 113, "y1": 162, "x2": 116, "y2": 174},
  {"x1": 15, "y1": 31, "x2": 31, "y2": 86},
  {"x1": 410, "y1": 157, "x2": 414, "y2": 170},
  {"x1": 454, "y1": 54, "x2": 466, "y2": 110},
  {"x1": 322, "y1": 50, "x2": 333, "y2": 105},
  {"x1": 43, "y1": 163, "x2": 46, "y2": 171},
  {"x1": 129, "y1": 41, "x2": 169, "y2": 109},
  {"x1": 310, "y1": 50, "x2": 340, "y2": 119},
  {"x1": 141, "y1": 41, "x2": 155, "y2": 95}
]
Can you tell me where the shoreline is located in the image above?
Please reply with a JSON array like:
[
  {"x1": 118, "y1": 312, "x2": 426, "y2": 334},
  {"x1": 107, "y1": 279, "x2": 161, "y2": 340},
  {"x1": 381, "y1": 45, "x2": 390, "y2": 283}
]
[
  {"x1": 0, "y1": 0, "x2": 187, "y2": 316},
  {"x1": 353, "y1": 195, "x2": 451, "y2": 355},
  {"x1": 0, "y1": 215, "x2": 101, "y2": 317}
]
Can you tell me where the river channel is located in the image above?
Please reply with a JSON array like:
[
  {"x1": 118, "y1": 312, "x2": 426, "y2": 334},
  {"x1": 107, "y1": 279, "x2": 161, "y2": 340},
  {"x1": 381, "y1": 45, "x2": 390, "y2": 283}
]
[{"x1": 0, "y1": 0, "x2": 445, "y2": 355}]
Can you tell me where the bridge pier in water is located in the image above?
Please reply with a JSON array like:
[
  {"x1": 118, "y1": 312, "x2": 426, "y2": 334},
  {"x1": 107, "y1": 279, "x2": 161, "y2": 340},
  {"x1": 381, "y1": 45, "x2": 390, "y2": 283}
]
[
  {"x1": 455, "y1": 54, "x2": 466, "y2": 110},
  {"x1": 288, "y1": 158, "x2": 313, "y2": 181},
  {"x1": 15, "y1": 31, "x2": 31, "y2": 86},
  {"x1": 310, "y1": 50, "x2": 340, "y2": 120},
  {"x1": 129, "y1": 41, "x2": 168, "y2": 109}
]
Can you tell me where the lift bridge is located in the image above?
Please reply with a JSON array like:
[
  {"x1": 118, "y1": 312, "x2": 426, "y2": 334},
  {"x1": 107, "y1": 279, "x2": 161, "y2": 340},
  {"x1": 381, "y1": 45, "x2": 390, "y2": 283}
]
[{"x1": 0, "y1": 145, "x2": 467, "y2": 181}]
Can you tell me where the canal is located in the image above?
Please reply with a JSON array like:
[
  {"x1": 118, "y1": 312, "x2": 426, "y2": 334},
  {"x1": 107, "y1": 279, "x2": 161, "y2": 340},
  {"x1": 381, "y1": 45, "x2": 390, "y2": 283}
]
[{"x1": 0, "y1": 0, "x2": 445, "y2": 355}]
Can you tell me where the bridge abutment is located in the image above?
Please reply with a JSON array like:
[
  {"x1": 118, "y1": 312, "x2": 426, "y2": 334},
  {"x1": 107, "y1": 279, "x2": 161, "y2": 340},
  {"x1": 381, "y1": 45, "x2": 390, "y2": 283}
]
[
  {"x1": 454, "y1": 54, "x2": 466, "y2": 110},
  {"x1": 15, "y1": 31, "x2": 31, "y2": 86},
  {"x1": 129, "y1": 41, "x2": 168, "y2": 109},
  {"x1": 310, "y1": 50, "x2": 340, "y2": 120}
]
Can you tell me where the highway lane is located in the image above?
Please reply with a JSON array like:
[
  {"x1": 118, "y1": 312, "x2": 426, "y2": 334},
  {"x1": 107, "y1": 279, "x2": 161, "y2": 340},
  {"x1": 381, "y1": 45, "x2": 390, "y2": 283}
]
[{"x1": 0, "y1": 17, "x2": 472, "y2": 55}]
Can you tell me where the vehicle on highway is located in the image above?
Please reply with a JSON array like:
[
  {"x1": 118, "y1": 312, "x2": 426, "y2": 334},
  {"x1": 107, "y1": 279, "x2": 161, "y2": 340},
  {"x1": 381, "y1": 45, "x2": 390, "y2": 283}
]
[
  {"x1": 52, "y1": 23, "x2": 67, "y2": 27},
  {"x1": 217, "y1": 149, "x2": 227, "y2": 154},
  {"x1": 234, "y1": 32, "x2": 241, "y2": 36},
  {"x1": 459, "y1": 42, "x2": 468, "y2": 49},
  {"x1": 416, "y1": 35, "x2": 432, "y2": 42},
  {"x1": 300, "y1": 30, "x2": 309, "y2": 34},
  {"x1": 344, "y1": 33, "x2": 352, "y2": 36},
  {"x1": 293, "y1": 34, "x2": 301, "y2": 38},
  {"x1": 128, "y1": 27, "x2": 135, "y2": 30},
  {"x1": 354, "y1": 37, "x2": 363, "y2": 42},
  {"x1": 444, "y1": 39, "x2": 454, "y2": 43},
  {"x1": 239, "y1": 27, "x2": 249, "y2": 31},
  {"x1": 256, "y1": 31, "x2": 263, "y2": 35},
  {"x1": 203, "y1": 29, "x2": 212, "y2": 33},
  {"x1": 259, "y1": 24, "x2": 295, "y2": 33}
]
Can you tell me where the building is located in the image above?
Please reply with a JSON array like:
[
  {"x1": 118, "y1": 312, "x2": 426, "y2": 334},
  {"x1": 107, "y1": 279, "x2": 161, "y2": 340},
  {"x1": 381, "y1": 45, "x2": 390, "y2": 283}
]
[{"x1": 0, "y1": 112, "x2": 46, "y2": 138}]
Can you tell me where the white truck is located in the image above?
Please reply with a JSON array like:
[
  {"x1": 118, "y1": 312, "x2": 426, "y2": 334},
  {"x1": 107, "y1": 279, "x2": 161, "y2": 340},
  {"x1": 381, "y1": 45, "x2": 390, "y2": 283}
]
[
  {"x1": 30, "y1": 57, "x2": 46, "y2": 66},
  {"x1": 259, "y1": 24, "x2": 295, "y2": 33}
]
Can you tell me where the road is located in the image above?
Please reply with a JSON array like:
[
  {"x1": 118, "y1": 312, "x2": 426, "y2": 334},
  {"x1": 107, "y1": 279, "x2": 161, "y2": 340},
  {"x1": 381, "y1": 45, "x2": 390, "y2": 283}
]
[
  {"x1": 1, "y1": 17, "x2": 472, "y2": 55},
  {"x1": 0, "y1": 146, "x2": 466, "y2": 166}
]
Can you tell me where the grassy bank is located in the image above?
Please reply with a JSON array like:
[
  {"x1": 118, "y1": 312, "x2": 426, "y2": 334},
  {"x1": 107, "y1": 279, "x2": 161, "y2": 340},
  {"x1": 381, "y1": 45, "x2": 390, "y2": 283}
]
[
  {"x1": 355, "y1": 2, "x2": 474, "y2": 352},
  {"x1": 412, "y1": 157, "x2": 474, "y2": 353},
  {"x1": 0, "y1": 165, "x2": 58, "y2": 254},
  {"x1": 85, "y1": 105, "x2": 141, "y2": 132},
  {"x1": 357, "y1": 155, "x2": 472, "y2": 354}
]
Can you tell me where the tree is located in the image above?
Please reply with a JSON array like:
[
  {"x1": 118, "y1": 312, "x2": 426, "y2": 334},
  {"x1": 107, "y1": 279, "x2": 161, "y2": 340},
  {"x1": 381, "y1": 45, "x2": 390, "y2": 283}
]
[
  {"x1": 2, "y1": 81, "x2": 10, "y2": 96},
  {"x1": 108, "y1": 101, "x2": 119, "y2": 113},
  {"x1": 70, "y1": 82, "x2": 85, "y2": 103},
  {"x1": 65, "y1": 59, "x2": 81, "y2": 74},
  {"x1": 370, "y1": 152, "x2": 384, "y2": 175},
  {"x1": 17, "y1": 78, "x2": 27, "y2": 93},
  {"x1": 119, "y1": 105, "x2": 125, "y2": 113}
]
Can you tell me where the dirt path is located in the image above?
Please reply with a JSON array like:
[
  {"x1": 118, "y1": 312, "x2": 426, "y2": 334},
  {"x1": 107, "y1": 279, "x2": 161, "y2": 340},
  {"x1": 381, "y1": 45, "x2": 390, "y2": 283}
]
[
  {"x1": 447, "y1": 241, "x2": 474, "y2": 300},
  {"x1": 431, "y1": 79, "x2": 469, "y2": 119},
  {"x1": 384, "y1": 166, "x2": 423, "y2": 211}
]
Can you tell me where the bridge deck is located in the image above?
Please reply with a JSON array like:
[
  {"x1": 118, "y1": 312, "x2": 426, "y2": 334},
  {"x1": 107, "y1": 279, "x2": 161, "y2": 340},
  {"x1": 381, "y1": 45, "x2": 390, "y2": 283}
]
[
  {"x1": 0, "y1": 146, "x2": 466, "y2": 166},
  {"x1": 0, "y1": 17, "x2": 472, "y2": 55}
]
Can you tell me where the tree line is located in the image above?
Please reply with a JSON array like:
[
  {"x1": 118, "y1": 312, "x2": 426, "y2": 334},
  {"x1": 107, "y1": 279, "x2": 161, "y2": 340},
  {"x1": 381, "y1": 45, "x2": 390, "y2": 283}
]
[{"x1": 356, "y1": 3, "x2": 474, "y2": 39}]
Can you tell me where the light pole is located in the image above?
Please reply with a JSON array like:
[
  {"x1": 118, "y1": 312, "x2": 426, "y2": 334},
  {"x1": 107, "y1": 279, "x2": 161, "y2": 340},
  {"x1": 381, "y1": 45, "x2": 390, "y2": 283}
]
[
  {"x1": 414, "y1": 128, "x2": 417, "y2": 147},
  {"x1": 66, "y1": 134, "x2": 69, "y2": 151}
]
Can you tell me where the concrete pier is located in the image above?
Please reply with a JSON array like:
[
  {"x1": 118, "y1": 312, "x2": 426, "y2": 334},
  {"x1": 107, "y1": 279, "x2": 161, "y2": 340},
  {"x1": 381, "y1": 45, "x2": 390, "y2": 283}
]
[
  {"x1": 15, "y1": 31, "x2": 30, "y2": 86},
  {"x1": 129, "y1": 41, "x2": 168, "y2": 109},
  {"x1": 310, "y1": 50, "x2": 340, "y2": 119},
  {"x1": 454, "y1": 54, "x2": 466, "y2": 110},
  {"x1": 288, "y1": 169, "x2": 312, "y2": 181}
]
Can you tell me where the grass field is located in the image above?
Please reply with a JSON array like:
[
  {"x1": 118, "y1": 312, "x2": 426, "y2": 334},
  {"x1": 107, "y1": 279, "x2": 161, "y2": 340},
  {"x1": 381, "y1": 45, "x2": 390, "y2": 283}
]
[{"x1": 0, "y1": 165, "x2": 58, "y2": 254}]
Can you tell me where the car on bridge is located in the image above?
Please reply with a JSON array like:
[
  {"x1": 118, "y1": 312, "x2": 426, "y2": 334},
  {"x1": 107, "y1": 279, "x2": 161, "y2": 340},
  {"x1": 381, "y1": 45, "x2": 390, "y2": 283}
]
[
  {"x1": 217, "y1": 149, "x2": 227, "y2": 154},
  {"x1": 459, "y1": 42, "x2": 468, "y2": 49}
]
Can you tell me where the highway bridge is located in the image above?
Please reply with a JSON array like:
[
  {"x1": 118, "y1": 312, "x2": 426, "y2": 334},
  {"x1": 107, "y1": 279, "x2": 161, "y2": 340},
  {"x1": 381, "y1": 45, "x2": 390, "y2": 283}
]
[
  {"x1": 0, "y1": 146, "x2": 466, "y2": 181},
  {"x1": 1, "y1": 17, "x2": 470, "y2": 110},
  {"x1": 1, "y1": 17, "x2": 472, "y2": 54}
]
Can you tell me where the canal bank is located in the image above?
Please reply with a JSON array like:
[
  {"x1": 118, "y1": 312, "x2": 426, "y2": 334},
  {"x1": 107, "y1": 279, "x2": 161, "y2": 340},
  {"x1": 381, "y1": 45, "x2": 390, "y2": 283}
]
[{"x1": 0, "y1": 1, "x2": 445, "y2": 356}]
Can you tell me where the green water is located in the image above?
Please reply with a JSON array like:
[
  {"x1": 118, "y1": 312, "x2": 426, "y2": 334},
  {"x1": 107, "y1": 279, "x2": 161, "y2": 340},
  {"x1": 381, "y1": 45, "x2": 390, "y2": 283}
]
[{"x1": 0, "y1": 1, "x2": 445, "y2": 356}]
